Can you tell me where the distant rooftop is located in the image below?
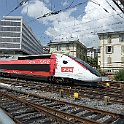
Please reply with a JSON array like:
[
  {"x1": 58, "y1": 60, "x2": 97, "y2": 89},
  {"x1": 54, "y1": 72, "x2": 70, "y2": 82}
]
[
  {"x1": 2, "y1": 16, "x2": 22, "y2": 20},
  {"x1": 48, "y1": 40, "x2": 86, "y2": 48},
  {"x1": 98, "y1": 31, "x2": 124, "y2": 35}
]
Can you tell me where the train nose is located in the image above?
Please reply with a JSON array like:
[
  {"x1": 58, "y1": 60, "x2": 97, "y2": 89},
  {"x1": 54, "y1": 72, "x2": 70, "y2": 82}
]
[
  {"x1": 95, "y1": 77, "x2": 102, "y2": 82},
  {"x1": 91, "y1": 76, "x2": 102, "y2": 82}
]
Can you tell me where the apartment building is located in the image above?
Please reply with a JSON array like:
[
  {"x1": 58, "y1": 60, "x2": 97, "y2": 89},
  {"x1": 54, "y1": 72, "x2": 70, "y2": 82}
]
[
  {"x1": 98, "y1": 31, "x2": 124, "y2": 74},
  {"x1": 48, "y1": 40, "x2": 87, "y2": 61},
  {"x1": 87, "y1": 47, "x2": 97, "y2": 59}
]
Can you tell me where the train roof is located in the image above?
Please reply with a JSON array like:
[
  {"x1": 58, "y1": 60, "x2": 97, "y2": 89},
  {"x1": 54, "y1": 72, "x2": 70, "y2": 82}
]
[{"x1": 18, "y1": 54, "x2": 52, "y2": 60}]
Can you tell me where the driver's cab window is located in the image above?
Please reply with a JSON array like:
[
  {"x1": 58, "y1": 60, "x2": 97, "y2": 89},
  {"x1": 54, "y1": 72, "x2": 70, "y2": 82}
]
[{"x1": 63, "y1": 60, "x2": 68, "y2": 64}]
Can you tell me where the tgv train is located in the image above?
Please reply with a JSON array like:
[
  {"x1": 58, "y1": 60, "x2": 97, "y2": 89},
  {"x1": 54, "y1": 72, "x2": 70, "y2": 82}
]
[{"x1": 0, "y1": 53, "x2": 102, "y2": 85}]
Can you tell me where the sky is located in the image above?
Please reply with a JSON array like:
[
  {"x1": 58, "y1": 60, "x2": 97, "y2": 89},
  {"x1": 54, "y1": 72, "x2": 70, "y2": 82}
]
[{"x1": 0, "y1": 0, "x2": 124, "y2": 48}]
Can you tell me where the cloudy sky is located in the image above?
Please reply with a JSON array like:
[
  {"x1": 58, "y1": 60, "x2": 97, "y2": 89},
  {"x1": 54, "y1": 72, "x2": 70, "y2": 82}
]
[{"x1": 0, "y1": 0, "x2": 124, "y2": 47}]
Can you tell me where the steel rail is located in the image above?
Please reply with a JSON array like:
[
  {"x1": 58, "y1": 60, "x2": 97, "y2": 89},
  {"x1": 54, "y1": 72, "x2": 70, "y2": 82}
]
[
  {"x1": 0, "y1": 92, "x2": 101, "y2": 124},
  {"x1": 0, "y1": 93, "x2": 74, "y2": 124}
]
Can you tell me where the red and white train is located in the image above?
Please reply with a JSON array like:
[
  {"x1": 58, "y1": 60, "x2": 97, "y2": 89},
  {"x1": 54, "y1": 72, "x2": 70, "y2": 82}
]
[{"x1": 0, "y1": 53, "x2": 102, "y2": 85}]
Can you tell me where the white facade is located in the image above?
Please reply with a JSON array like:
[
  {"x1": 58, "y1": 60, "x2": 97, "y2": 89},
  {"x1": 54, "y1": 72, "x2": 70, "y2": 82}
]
[
  {"x1": 98, "y1": 31, "x2": 124, "y2": 74},
  {"x1": 87, "y1": 47, "x2": 97, "y2": 59},
  {"x1": 48, "y1": 40, "x2": 87, "y2": 61}
]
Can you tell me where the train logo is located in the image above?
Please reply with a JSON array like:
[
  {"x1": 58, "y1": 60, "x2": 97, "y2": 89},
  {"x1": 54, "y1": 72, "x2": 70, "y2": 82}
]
[{"x1": 61, "y1": 67, "x2": 74, "y2": 72}]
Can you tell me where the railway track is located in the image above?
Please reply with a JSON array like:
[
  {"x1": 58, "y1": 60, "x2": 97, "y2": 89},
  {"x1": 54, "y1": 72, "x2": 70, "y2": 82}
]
[
  {"x1": 0, "y1": 92, "x2": 73, "y2": 124},
  {"x1": 0, "y1": 87, "x2": 124, "y2": 124},
  {"x1": 101, "y1": 81, "x2": 124, "y2": 88},
  {"x1": 0, "y1": 77, "x2": 123, "y2": 104}
]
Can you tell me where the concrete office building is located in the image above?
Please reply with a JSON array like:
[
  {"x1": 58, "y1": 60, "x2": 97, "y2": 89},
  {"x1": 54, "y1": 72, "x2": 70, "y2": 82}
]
[{"x1": 0, "y1": 16, "x2": 43, "y2": 58}]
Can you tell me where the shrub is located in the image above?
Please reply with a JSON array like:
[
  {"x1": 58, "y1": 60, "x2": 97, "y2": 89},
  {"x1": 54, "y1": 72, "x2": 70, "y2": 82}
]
[{"x1": 114, "y1": 69, "x2": 124, "y2": 81}]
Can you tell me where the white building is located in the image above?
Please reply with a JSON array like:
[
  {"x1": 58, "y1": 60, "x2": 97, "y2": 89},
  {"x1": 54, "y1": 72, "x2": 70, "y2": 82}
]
[
  {"x1": 98, "y1": 31, "x2": 124, "y2": 74},
  {"x1": 48, "y1": 40, "x2": 87, "y2": 61},
  {"x1": 87, "y1": 47, "x2": 97, "y2": 59}
]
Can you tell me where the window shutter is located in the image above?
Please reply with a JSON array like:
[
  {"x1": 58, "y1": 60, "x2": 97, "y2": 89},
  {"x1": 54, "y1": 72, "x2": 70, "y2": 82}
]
[
  {"x1": 107, "y1": 57, "x2": 111, "y2": 64},
  {"x1": 121, "y1": 46, "x2": 124, "y2": 53}
]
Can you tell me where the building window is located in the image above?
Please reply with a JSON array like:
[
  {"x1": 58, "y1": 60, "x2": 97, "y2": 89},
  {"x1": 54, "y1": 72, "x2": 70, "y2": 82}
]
[
  {"x1": 98, "y1": 36, "x2": 101, "y2": 40},
  {"x1": 107, "y1": 70, "x2": 111, "y2": 72},
  {"x1": 66, "y1": 44, "x2": 69, "y2": 50},
  {"x1": 57, "y1": 45, "x2": 61, "y2": 51},
  {"x1": 107, "y1": 57, "x2": 111, "y2": 64},
  {"x1": 0, "y1": 43, "x2": 20, "y2": 48},
  {"x1": 108, "y1": 35, "x2": 111, "y2": 43},
  {"x1": 121, "y1": 57, "x2": 124, "y2": 63},
  {"x1": 119, "y1": 34, "x2": 124, "y2": 42},
  {"x1": 121, "y1": 45, "x2": 124, "y2": 53},
  {"x1": 106, "y1": 46, "x2": 113, "y2": 53}
]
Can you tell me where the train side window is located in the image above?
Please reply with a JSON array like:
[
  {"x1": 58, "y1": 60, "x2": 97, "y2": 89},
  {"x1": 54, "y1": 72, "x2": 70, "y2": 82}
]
[{"x1": 63, "y1": 60, "x2": 68, "y2": 64}]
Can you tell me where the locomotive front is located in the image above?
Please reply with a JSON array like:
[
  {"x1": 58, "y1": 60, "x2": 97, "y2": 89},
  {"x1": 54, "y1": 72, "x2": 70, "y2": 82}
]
[
  {"x1": 70, "y1": 56, "x2": 102, "y2": 83},
  {"x1": 54, "y1": 53, "x2": 102, "y2": 84}
]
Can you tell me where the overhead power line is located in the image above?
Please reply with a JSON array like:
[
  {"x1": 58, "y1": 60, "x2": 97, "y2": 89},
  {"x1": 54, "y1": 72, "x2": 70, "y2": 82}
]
[
  {"x1": 112, "y1": 0, "x2": 124, "y2": 13},
  {"x1": 90, "y1": 0, "x2": 123, "y2": 19},
  {"x1": 105, "y1": 0, "x2": 124, "y2": 18},
  {"x1": 90, "y1": 0, "x2": 109, "y2": 13},
  {"x1": 6, "y1": 0, "x2": 29, "y2": 16},
  {"x1": 55, "y1": 21, "x2": 124, "y2": 37},
  {"x1": 36, "y1": 2, "x2": 84, "y2": 20},
  {"x1": 28, "y1": 0, "x2": 115, "y2": 24},
  {"x1": 53, "y1": 12, "x2": 123, "y2": 31}
]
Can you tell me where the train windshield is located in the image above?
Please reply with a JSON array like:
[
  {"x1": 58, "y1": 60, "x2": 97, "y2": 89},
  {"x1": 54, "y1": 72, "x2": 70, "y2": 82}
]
[{"x1": 68, "y1": 55, "x2": 101, "y2": 77}]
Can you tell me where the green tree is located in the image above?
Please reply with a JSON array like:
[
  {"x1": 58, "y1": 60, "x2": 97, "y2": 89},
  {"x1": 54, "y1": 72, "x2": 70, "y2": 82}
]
[
  {"x1": 114, "y1": 69, "x2": 124, "y2": 81},
  {"x1": 87, "y1": 56, "x2": 98, "y2": 68}
]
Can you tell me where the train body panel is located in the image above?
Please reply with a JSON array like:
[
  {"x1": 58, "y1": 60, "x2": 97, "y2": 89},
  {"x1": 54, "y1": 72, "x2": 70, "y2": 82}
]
[
  {"x1": 3, "y1": 70, "x2": 51, "y2": 77},
  {"x1": 0, "y1": 53, "x2": 102, "y2": 84},
  {"x1": 0, "y1": 58, "x2": 56, "y2": 77}
]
